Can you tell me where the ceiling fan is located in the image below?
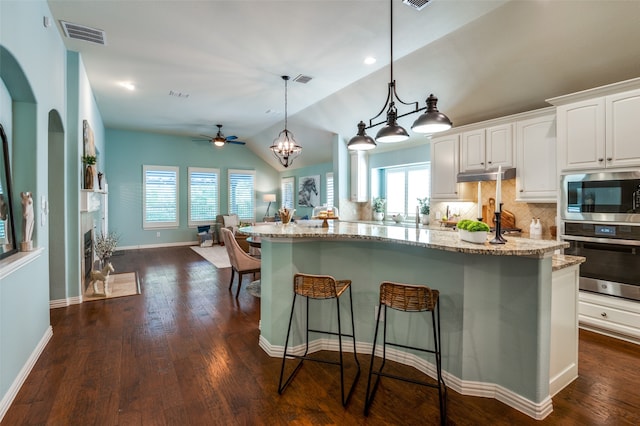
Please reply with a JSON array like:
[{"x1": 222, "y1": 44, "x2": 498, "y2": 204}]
[{"x1": 193, "y1": 124, "x2": 246, "y2": 147}]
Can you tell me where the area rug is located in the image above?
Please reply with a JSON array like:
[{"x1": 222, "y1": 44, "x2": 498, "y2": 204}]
[
  {"x1": 191, "y1": 245, "x2": 231, "y2": 269},
  {"x1": 246, "y1": 280, "x2": 261, "y2": 298},
  {"x1": 83, "y1": 272, "x2": 141, "y2": 301}
]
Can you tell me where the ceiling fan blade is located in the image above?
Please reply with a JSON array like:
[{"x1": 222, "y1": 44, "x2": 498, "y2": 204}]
[
  {"x1": 192, "y1": 138, "x2": 210, "y2": 142},
  {"x1": 226, "y1": 135, "x2": 238, "y2": 141},
  {"x1": 227, "y1": 140, "x2": 246, "y2": 145}
]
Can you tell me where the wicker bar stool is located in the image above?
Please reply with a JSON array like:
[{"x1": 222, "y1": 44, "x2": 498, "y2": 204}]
[
  {"x1": 278, "y1": 273, "x2": 361, "y2": 406},
  {"x1": 364, "y1": 281, "x2": 447, "y2": 424}
]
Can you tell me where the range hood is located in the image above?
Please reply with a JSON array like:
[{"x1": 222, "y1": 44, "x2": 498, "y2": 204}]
[{"x1": 456, "y1": 167, "x2": 516, "y2": 183}]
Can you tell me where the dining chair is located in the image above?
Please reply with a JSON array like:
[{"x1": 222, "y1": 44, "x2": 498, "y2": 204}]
[{"x1": 220, "y1": 228, "x2": 261, "y2": 297}]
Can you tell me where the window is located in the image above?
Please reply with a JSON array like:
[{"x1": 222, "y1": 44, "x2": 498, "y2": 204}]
[
  {"x1": 143, "y1": 165, "x2": 179, "y2": 229},
  {"x1": 188, "y1": 167, "x2": 219, "y2": 227},
  {"x1": 228, "y1": 169, "x2": 255, "y2": 221},
  {"x1": 326, "y1": 172, "x2": 334, "y2": 209},
  {"x1": 382, "y1": 163, "x2": 430, "y2": 219},
  {"x1": 281, "y1": 177, "x2": 294, "y2": 210}
]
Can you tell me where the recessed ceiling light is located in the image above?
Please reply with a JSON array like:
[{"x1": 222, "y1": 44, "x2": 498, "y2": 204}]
[
  {"x1": 364, "y1": 56, "x2": 377, "y2": 65},
  {"x1": 118, "y1": 81, "x2": 135, "y2": 91}
]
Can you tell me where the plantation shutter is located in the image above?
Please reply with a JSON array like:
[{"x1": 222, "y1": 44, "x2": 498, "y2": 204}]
[
  {"x1": 188, "y1": 168, "x2": 219, "y2": 226},
  {"x1": 143, "y1": 165, "x2": 179, "y2": 228},
  {"x1": 228, "y1": 169, "x2": 255, "y2": 221}
]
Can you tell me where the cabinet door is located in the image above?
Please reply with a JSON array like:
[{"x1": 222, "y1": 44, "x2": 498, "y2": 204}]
[
  {"x1": 557, "y1": 98, "x2": 605, "y2": 171},
  {"x1": 516, "y1": 114, "x2": 557, "y2": 202},
  {"x1": 606, "y1": 88, "x2": 640, "y2": 168},
  {"x1": 350, "y1": 150, "x2": 367, "y2": 202},
  {"x1": 460, "y1": 129, "x2": 485, "y2": 171},
  {"x1": 431, "y1": 135, "x2": 460, "y2": 200},
  {"x1": 486, "y1": 123, "x2": 513, "y2": 169}
]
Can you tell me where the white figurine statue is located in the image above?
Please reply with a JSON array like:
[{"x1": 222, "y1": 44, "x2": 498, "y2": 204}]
[{"x1": 21, "y1": 191, "x2": 34, "y2": 251}]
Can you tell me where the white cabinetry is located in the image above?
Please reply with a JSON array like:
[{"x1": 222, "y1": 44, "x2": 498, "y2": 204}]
[
  {"x1": 460, "y1": 123, "x2": 513, "y2": 172},
  {"x1": 606, "y1": 88, "x2": 640, "y2": 168},
  {"x1": 350, "y1": 150, "x2": 367, "y2": 202},
  {"x1": 549, "y1": 263, "x2": 580, "y2": 396},
  {"x1": 515, "y1": 112, "x2": 557, "y2": 202},
  {"x1": 430, "y1": 134, "x2": 460, "y2": 200},
  {"x1": 579, "y1": 291, "x2": 640, "y2": 345},
  {"x1": 550, "y1": 79, "x2": 640, "y2": 171},
  {"x1": 80, "y1": 190, "x2": 103, "y2": 212}
]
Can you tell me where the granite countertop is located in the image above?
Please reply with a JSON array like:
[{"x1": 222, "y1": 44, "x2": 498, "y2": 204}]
[
  {"x1": 552, "y1": 254, "x2": 586, "y2": 272},
  {"x1": 239, "y1": 221, "x2": 568, "y2": 258}
]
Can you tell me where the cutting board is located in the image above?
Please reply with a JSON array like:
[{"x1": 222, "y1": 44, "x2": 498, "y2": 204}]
[{"x1": 483, "y1": 198, "x2": 516, "y2": 229}]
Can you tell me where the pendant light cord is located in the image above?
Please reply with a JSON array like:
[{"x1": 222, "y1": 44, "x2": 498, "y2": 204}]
[{"x1": 389, "y1": 0, "x2": 393, "y2": 84}]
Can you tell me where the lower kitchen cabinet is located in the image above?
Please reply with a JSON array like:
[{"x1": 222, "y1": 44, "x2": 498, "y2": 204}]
[
  {"x1": 579, "y1": 291, "x2": 640, "y2": 345},
  {"x1": 549, "y1": 263, "x2": 580, "y2": 396}
]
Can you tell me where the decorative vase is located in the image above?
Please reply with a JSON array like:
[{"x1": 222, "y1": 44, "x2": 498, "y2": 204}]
[
  {"x1": 421, "y1": 214, "x2": 430, "y2": 225},
  {"x1": 84, "y1": 165, "x2": 94, "y2": 190},
  {"x1": 373, "y1": 211, "x2": 384, "y2": 221}
]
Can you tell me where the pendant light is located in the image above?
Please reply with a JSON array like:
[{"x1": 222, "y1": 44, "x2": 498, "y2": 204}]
[
  {"x1": 411, "y1": 94, "x2": 452, "y2": 133},
  {"x1": 270, "y1": 75, "x2": 302, "y2": 168},
  {"x1": 347, "y1": 121, "x2": 377, "y2": 150},
  {"x1": 348, "y1": 0, "x2": 452, "y2": 150}
]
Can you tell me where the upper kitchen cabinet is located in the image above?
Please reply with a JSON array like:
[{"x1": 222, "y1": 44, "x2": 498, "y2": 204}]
[
  {"x1": 549, "y1": 78, "x2": 640, "y2": 172},
  {"x1": 461, "y1": 124, "x2": 513, "y2": 172},
  {"x1": 431, "y1": 134, "x2": 461, "y2": 200},
  {"x1": 515, "y1": 110, "x2": 557, "y2": 202}
]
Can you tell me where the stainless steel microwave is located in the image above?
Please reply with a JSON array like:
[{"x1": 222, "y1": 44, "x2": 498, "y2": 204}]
[{"x1": 561, "y1": 171, "x2": 640, "y2": 223}]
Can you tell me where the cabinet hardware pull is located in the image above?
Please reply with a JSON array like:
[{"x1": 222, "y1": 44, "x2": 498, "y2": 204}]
[
  {"x1": 480, "y1": 162, "x2": 484, "y2": 165},
  {"x1": 488, "y1": 161, "x2": 492, "y2": 164},
  {"x1": 601, "y1": 312, "x2": 608, "y2": 318},
  {"x1": 520, "y1": 189, "x2": 524, "y2": 192},
  {"x1": 598, "y1": 158, "x2": 604, "y2": 162},
  {"x1": 607, "y1": 158, "x2": 612, "y2": 161}
]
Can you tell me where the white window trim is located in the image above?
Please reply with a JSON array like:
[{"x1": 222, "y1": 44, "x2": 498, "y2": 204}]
[
  {"x1": 188, "y1": 167, "x2": 220, "y2": 228},
  {"x1": 143, "y1": 165, "x2": 179, "y2": 230}
]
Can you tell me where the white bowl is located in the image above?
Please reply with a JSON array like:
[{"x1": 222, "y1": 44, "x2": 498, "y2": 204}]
[
  {"x1": 392, "y1": 215, "x2": 404, "y2": 223},
  {"x1": 459, "y1": 229, "x2": 488, "y2": 244}
]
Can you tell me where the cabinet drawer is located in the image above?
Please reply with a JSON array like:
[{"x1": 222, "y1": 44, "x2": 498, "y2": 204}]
[{"x1": 579, "y1": 300, "x2": 640, "y2": 328}]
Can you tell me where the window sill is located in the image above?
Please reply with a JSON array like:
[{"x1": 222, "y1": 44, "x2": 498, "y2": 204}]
[{"x1": 0, "y1": 247, "x2": 45, "y2": 280}]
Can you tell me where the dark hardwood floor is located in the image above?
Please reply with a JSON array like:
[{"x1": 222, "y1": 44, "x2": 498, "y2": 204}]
[{"x1": 2, "y1": 246, "x2": 639, "y2": 425}]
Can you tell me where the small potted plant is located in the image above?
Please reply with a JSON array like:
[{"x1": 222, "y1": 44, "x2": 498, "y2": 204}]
[
  {"x1": 82, "y1": 155, "x2": 97, "y2": 190},
  {"x1": 456, "y1": 219, "x2": 490, "y2": 244},
  {"x1": 417, "y1": 197, "x2": 430, "y2": 225},
  {"x1": 372, "y1": 197, "x2": 385, "y2": 221}
]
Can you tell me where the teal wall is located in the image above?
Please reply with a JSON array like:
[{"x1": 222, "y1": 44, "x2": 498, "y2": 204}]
[
  {"x1": 369, "y1": 142, "x2": 431, "y2": 170},
  {"x1": 105, "y1": 128, "x2": 280, "y2": 247},
  {"x1": 0, "y1": 0, "x2": 69, "y2": 412},
  {"x1": 279, "y1": 162, "x2": 333, "y2": 219}
]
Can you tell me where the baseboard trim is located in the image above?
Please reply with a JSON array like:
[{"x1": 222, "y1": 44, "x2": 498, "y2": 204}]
[
  {"x1": 118, "y1": 241, "x2": 196, "y2": 251},
  {"x1": 258, "y1": 336, "x2": 554, "y2": 420},
  {"x1": 49, "y1": 296, "x2": 83, "y2": 309},
  {"x1": 0, "y1": 326, "x2": 53, "y2": 422}
]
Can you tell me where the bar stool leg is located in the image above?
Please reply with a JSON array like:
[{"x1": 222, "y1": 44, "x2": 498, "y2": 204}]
[
  {"x1": 338, "y1": 285, "x2": 360, "y2": 406},
  {"x1": 278, "y1": 293, "x2": 305, "y2": 394},
  {"x1": 364, "y1": 302, "x2": 384, "y2": 416}
]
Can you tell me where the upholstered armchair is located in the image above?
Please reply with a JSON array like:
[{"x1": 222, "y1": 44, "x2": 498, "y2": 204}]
[
  {"x1": 215, "y1": 214, "x2": 249, "y2": 252},
  {"x1": 220, "y1": 228, "x2": 261, "y2": 297}
]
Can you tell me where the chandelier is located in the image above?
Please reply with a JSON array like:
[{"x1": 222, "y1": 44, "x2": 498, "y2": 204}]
[
  {"x1": 348, "y1": 0, "x2": 452, "y2": 150},
  {"x1": 270, "y1": 75, "x2": 302, "y2": 167}
]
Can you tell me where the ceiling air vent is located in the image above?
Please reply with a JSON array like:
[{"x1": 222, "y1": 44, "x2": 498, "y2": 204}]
[
  {"x1": 293, "y1": 74, "x2": 313, "y2": 84},
  {"x1": 60, "y1": 20, "x2": 106, "y2": 45},
  {"x1": 402, "y1": 0, "x2": 432, "y2": 11}
]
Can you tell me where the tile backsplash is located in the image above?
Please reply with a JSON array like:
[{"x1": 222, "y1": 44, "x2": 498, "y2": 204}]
[{"x1": 431, "y1": 180, "x2": 558, "y2": 237}]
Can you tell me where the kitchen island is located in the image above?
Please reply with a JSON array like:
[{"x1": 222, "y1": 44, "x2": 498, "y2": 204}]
[{"x1": 240, "y1": 222, "x2": 580, "y2": 420}]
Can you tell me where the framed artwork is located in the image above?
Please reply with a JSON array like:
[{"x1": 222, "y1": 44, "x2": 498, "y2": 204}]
[
  {"x1": 298, "y1": 175, "x2": 320, "y2": 207},
  {"x1": 83, "y1": 119, "x2": 95, "y2": 158}
]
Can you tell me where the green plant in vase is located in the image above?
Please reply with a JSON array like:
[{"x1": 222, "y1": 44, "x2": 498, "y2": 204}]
[
  {"x1": 372, "y1": 197, "x2": 386, "y2": 221},
  {"x1": 82, "y1": 155, "x2": 97, "y2": 189},
  {"x1": 417, "y1": 197, "x2": 430, "y2": 225}
]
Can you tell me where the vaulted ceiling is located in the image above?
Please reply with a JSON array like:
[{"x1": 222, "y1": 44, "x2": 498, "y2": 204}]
[{"x1": 47, "y1": 0, "x2": 640, "y2": 170}]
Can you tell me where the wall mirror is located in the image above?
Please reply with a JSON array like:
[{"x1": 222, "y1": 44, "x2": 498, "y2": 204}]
[{"x1": 0, "y1": 123, "x2": 18, "y2": 260}]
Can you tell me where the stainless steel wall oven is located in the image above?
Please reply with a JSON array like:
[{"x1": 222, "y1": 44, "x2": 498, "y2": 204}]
[{"x1": 561, "y1": 172, "x2": 640, "y2": 301}]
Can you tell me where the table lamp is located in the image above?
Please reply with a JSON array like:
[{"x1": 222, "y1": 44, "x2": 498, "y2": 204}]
[{"x1": 263, "y1": 194, "x2": 276, "y2": 219}]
